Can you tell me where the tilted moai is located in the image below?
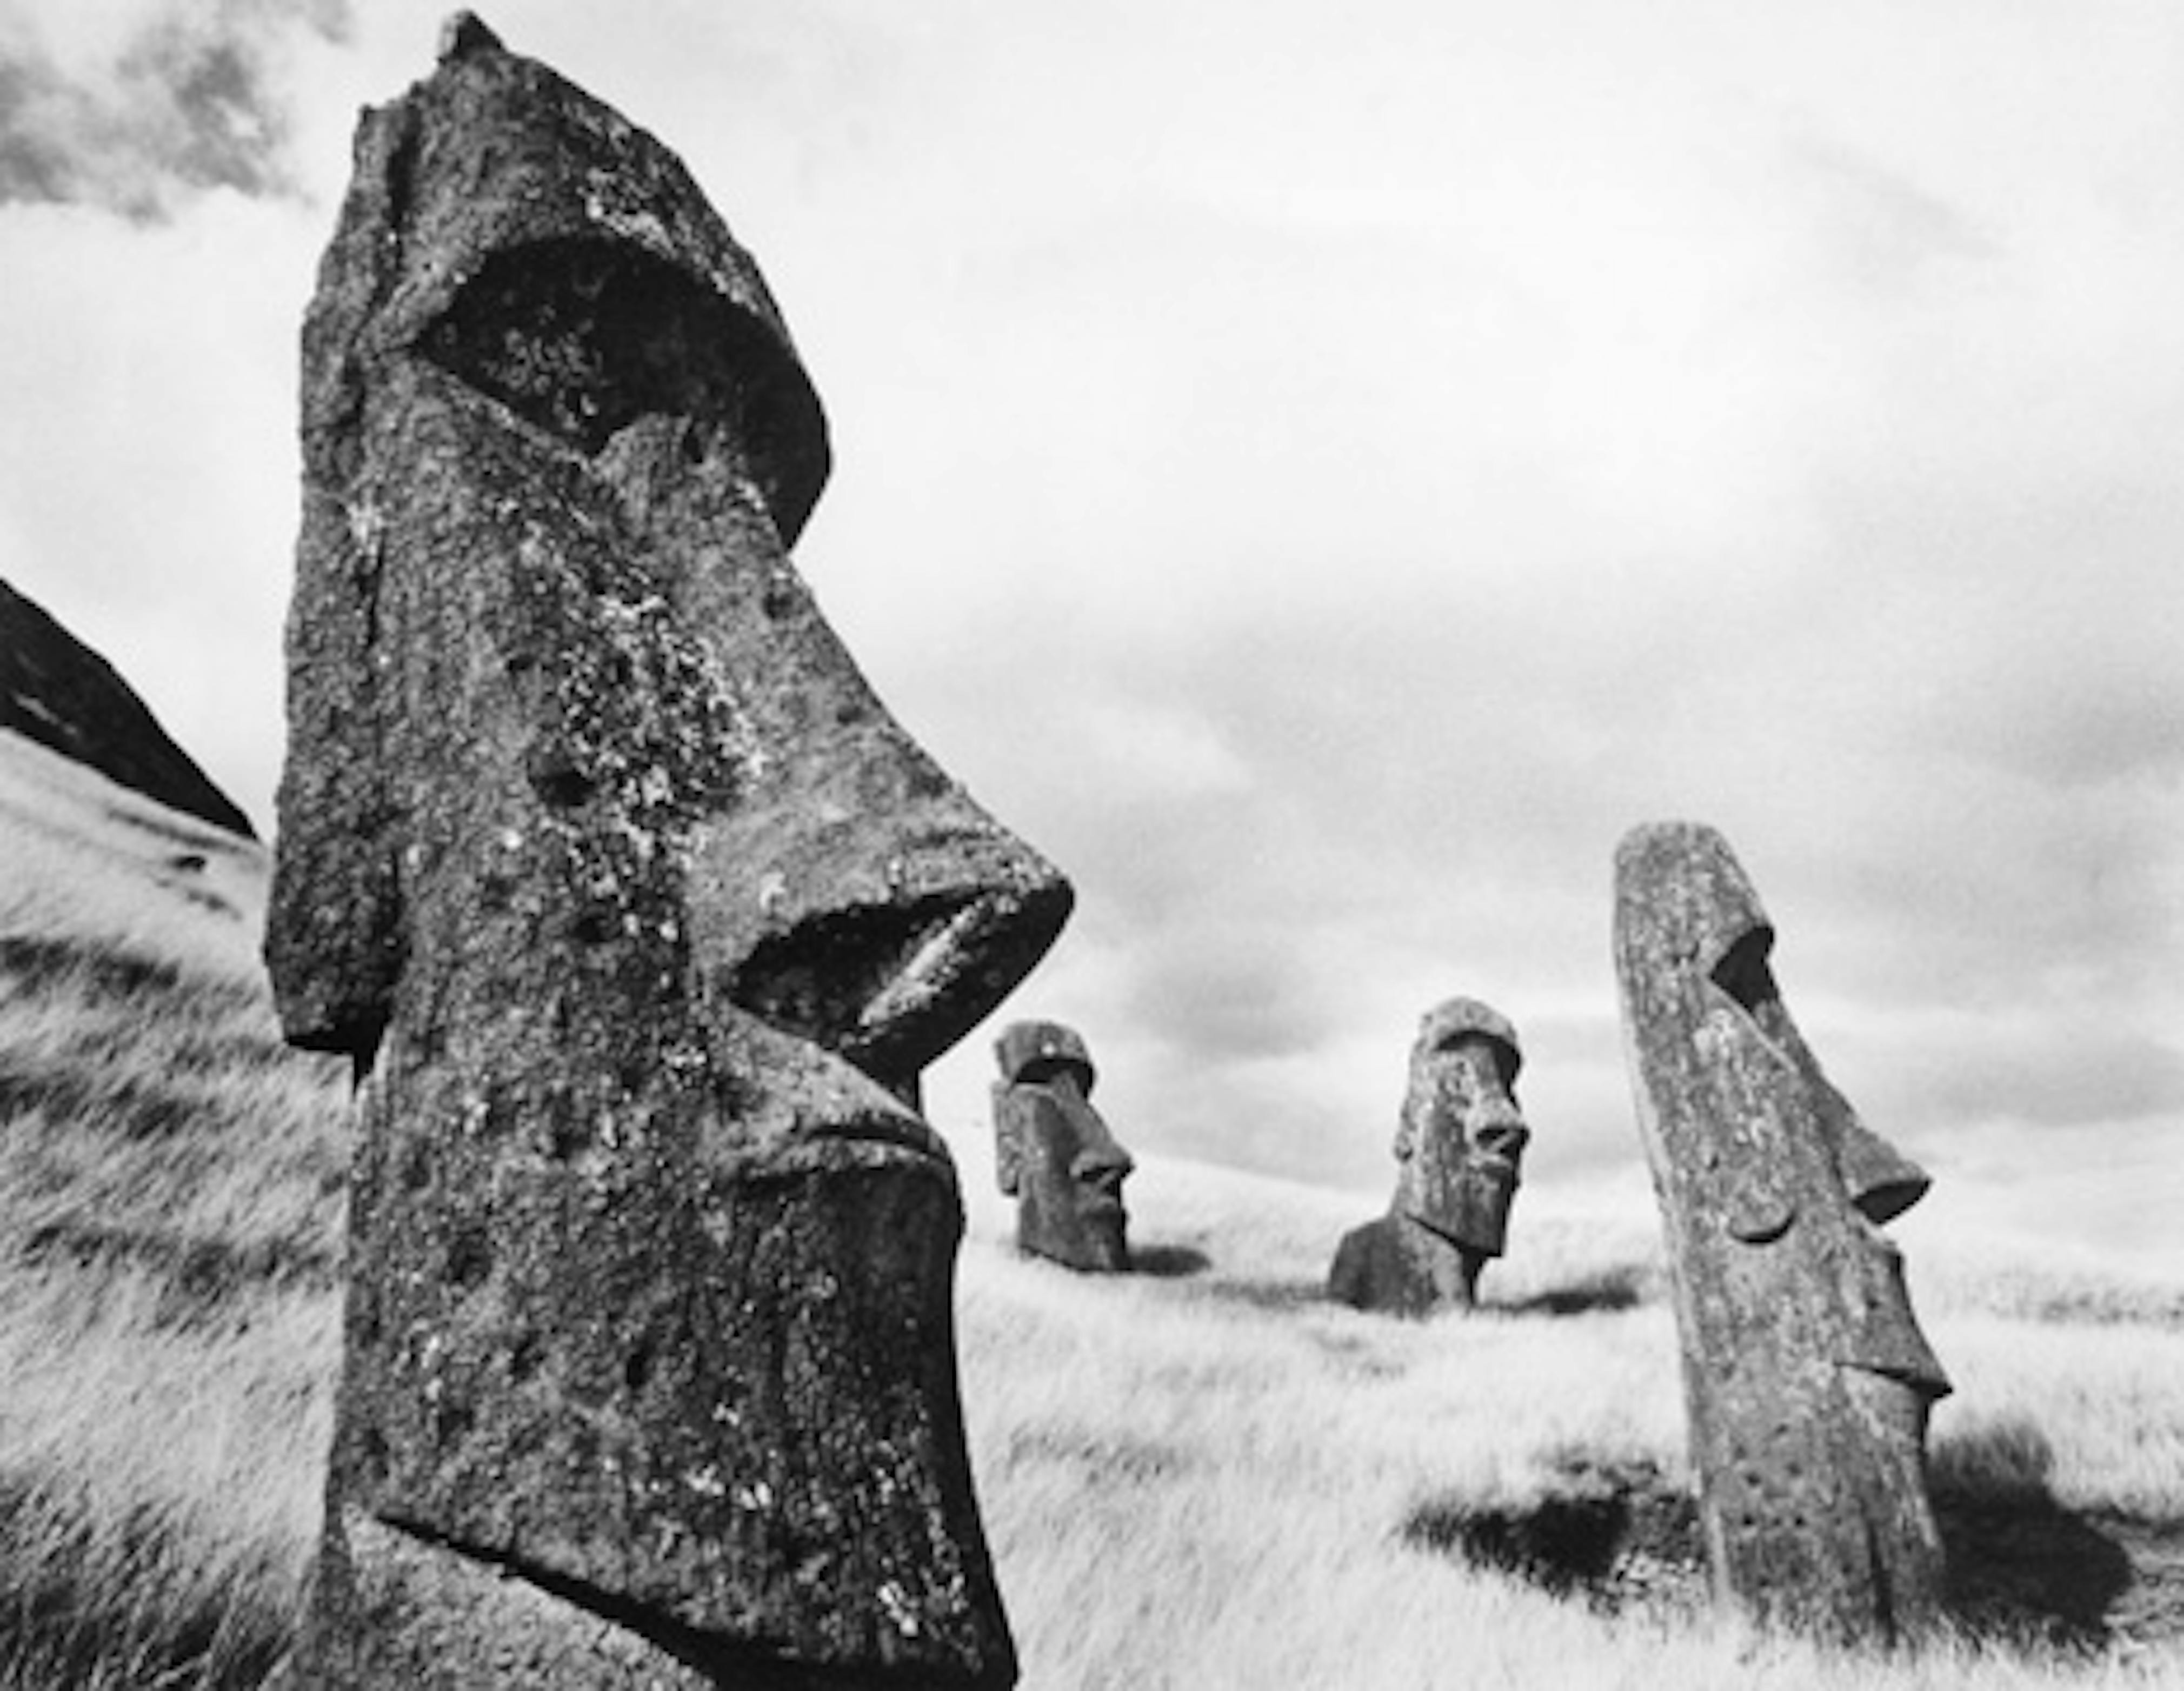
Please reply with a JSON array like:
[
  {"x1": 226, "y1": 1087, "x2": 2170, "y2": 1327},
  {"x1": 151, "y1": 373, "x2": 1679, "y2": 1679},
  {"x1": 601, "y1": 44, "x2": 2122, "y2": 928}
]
[
  {"x1": 989, "y1": 1021, "x2": 1134, "y2": 1271},
  {"x1": 264, "y1": 17, "x2": 1069, "y2": 1687},
  {"x1": 1326, "y1": 997, "x2": 1530, "y2": 1315},
  {"x1": 1613, "y1": 822, "x2": 1950, "y2": 1645}
]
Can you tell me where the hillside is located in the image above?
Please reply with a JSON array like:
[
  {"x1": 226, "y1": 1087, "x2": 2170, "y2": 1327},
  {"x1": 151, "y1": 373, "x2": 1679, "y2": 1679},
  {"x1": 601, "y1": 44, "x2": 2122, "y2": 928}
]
[
  {"x1": 3, "y1": 721, "x2": 2182, "y2": 1689},
  {"x1": 0, "y1": 577, "x2": 255, "y2": 840}
]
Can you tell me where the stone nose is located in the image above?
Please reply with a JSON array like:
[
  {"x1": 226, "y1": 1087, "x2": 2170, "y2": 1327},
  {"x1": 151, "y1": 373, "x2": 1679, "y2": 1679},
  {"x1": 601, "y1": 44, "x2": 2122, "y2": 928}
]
[
  {"x1": 1463, "y1": 1080, "x2": 1529, "y2": 1156},
  {"x1": 643, "y1": 449, "x2": 1074, "y2": 1103},
  {"x1": 1473, "y1": 1117, "x2": 1529, "y2": 1161},
  {"x1": 1833, "y1": 1103, "x2": 1930, "y2": 1225},
  {"x1": 698, "y1": 695, "x2": 1071, "y2": 1103},
  {"x1": 1068, "y1": 1116, "x2": 1134, "y2": 1191},
  {"x1": 1072, "y1": 1155, "x2": 1131, "y2": 1201}
]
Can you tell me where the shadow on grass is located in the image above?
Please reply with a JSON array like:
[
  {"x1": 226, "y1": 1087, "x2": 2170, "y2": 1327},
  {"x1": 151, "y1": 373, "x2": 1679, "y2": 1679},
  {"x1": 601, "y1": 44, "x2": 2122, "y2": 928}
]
[
  {"x1": 1488, "y1": 1266, "x2": 1649, "y2": 1317},
  {"x1": 1189, "y1": 1276, "x2": 1326, "y2": 1313},
  {"x1": 1129, "y1": 1243, "x2": 1211, "y2": 1279},
  {"x1": 1401, "y1": 1454, "x2": 1703, "y2": 1613},
  {"x1": 1179, "y1": 1264, "x2": 1654, "y2": 1320},
  {"x1": 1401, "y1": 1418, "x2": 2182, "y2": 1651},
  {"x1": 1932, "y1": 1416, "x2": 2140, "y2": 1649}
]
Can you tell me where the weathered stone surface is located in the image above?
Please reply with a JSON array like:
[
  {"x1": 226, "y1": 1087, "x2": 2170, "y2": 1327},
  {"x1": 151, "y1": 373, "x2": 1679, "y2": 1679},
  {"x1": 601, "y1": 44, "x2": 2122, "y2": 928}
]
[
  {"x1": 0, "y1": 575, "x2": 255, "y2": 838},
  {"x1": 264, "y1": 16, "x2": 1068, "y2": 1686},
  {"x1": 1613, "y1": 821, "x2": 1949, "y2": 1646},
  {"x1": 1326, "y1": 997, "x2": 1529, "y2": 1315},
  {"x1": 989, "y1": 1021, "x2": 1132, "y2": 1271}
]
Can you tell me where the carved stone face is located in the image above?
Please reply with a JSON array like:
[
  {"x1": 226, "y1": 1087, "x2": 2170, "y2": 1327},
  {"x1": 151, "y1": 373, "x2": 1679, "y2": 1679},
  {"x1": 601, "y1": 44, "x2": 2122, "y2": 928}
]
[
  {"x1": 1392, "y1": 998, "x2": 1529, "y2": 1257},
  {"x1": 992, "y1": 1020, "x2": 1134, "y2": 1271},
  {"x1": 1614, "y1": 821, "x2": 1949, "y2": 1642},
  {"x1": 266, "y1": 29, "x2": 1061, "y2": 1684},
  {"x1": 1615, "y1": 824, "x2": 1947, "y2": 1397}
]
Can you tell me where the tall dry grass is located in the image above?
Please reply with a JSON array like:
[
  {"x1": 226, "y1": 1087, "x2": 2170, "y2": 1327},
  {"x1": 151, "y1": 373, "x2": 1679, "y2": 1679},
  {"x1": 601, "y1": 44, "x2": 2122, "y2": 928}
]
[
  {"x1": 956, "y1": 1158, "x2": 2184, "y2": 1689},
  {"x1": 0, "y1": 733, "x2": 344, "y2": 1687},
  {"x1": 3, "y1": 725, "x2": 2180, "y2": 1688}
]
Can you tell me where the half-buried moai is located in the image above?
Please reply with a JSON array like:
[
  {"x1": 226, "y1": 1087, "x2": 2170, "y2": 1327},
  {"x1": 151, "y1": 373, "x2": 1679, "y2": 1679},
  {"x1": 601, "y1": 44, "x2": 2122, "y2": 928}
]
[
  {"x1": 1613, "y1": 822, "x2": 1950, "y2": 1646},
  {"x1": 263, "y1": 16, "x2": 1068, "y2": 1688},
  {"x1": 1326, "y1": 997, "x2": 1530, "y2": 1315},
  {"x1": 989, "y1": 1021, "x2": 1134, "y2": 1271}
]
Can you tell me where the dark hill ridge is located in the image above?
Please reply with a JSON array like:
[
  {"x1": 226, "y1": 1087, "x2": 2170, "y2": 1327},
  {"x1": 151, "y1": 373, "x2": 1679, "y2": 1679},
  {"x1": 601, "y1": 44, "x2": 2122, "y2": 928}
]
[{"x1": 0, "y1": 576, "x2": 255, "y2": 839}]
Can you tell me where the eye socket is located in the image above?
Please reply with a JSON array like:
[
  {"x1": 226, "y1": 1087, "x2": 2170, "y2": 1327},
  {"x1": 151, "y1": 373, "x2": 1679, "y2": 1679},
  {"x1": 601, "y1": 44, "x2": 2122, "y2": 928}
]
[
  {"x1": 1427, "y1": 1036, "x2": 1518, "y2": 1096},
  {"x1": 1014, "y1": 1055, "x2": 1092, "y2": 1091},
  {"x1": 1708, "y1": 927, "x2": 1777, "y2": 1014},
  {"x1": 417, "y1": 236, "x2": 808, "y2": 474}
]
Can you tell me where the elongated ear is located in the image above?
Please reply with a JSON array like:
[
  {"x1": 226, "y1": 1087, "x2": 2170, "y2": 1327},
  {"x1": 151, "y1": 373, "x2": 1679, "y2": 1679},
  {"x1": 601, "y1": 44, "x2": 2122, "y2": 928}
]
[
  {"x1": 1693, "y1": 1002, "x2": 1800, "y2": 1246},
  {"x1": 264, "y1": 97, "x2": 420, "y2": 1064},
  {"x1": 992, "y1": 1083, "x2": 1025, "y2": 1195}
]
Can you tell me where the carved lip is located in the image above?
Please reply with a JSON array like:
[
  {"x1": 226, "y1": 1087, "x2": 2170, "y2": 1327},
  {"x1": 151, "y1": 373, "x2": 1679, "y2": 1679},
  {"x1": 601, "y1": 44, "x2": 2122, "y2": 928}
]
[
  {"x1": 1845, "y1": 1355, "x2": 1955, "y2": 1402},
  {"x1": 1433, "y1": 1154, "x2": 1521, "y2": 1194}
]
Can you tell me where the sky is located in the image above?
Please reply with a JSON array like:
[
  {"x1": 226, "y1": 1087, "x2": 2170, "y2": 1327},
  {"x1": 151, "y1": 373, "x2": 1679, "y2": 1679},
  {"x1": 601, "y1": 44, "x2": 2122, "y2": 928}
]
[{"x1": 1, "y1": 0, "x2": 2178, "y2": 1262}]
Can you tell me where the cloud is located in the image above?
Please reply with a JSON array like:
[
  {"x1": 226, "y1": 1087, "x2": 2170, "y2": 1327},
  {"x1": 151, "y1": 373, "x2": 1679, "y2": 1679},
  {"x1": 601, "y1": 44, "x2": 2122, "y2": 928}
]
[
  {"x1": 1783, "y1": 134, "x2": 1999, "y2": 299},
  {"x1": 0, "y1": 0, "x2": 347, "y2": 219}
]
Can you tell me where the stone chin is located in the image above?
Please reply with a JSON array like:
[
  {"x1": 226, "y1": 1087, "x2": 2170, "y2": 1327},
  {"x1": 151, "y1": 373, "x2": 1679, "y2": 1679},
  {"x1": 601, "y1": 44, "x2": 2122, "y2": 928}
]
[
  {"x1": 1401, "y1": 1166, "x2": 1517, "y2": 1258},
  {"x1": 1021, "y1": 1184, "x2": 1130, "y2": 1272},
  {"x1": 1402, "y1": 1146, "x2": 1520, "y2": 1250},
  {"x1": 330, "y1": 986, "x2": 1030, "y2": 1681},
  {"x1": 1071, "y1": 1206, "x2": 1131, "y2": 1273}
]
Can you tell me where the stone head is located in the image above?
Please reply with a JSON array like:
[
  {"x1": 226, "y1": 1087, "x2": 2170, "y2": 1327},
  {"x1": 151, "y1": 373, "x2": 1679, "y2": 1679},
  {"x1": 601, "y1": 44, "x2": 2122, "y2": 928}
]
[
  {"x1": 991, "y1": 1020, "x2": 1133, "y2": 1271},
  {"x1": 1613, "y1": 821, "x2": 1945, "y2": 1348},
  {"x1": 267, "y1": 19, "x2": 1073, "y2": 1176},
  {"x1": 264, "y1": 19, "x2": 1061, "y2": 1683},
  {"x1": 1391, "y1": 996, "x2": 1529, "y2": 1257}
]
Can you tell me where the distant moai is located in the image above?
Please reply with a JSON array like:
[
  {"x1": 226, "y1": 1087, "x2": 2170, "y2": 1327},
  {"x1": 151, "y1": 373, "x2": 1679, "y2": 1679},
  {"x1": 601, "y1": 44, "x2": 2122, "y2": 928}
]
[
  {"x1": 263, "y1": 16, "x2": 1068, "y2": 1687},
  {"x1": 1326, "y1": 997, "x2": 1531, "y2": 1315},
  {"x1": 1613, "y1": 822, "x2": 1950, "y2": 1646},
  {"x1": 989, "y1": 1020, "x2": 1134, "y2": 1271}
]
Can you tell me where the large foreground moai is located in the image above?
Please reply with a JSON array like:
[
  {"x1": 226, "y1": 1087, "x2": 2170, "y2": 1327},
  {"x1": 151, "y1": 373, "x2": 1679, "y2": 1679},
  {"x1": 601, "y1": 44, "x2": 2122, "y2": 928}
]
[
  {"x1": 264, "y1": 17, "x2": 1069, "y2": 1687},
  {"x1": 990, "y1": 1021, "x2": 1134, "y2": 1271},
  {"x1": 1613, "y1": 822, "x2": 1950, "y2": 1645},
  {"x1": 1326, "y1": 998, "x2": 1530, "y2": 1315}
]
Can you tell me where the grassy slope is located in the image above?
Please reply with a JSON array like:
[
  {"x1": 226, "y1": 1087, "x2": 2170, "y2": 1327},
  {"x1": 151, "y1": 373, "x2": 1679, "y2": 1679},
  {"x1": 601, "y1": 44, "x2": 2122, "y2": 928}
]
[
  {"x1": 2, "y1": 724, "x2": 2179, "y2": 1689},
  {"x1": 0, "y1": 731, "x2": 342, "y2": 1688}
]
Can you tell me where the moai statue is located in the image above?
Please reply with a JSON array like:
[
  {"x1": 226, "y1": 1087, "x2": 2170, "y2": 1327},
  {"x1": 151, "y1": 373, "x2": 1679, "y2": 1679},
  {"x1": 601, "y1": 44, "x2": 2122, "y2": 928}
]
[
  {"x1": 1326, "y1": 997, "x2": 1530, "y2": 1315},
  {"x1": 1613, "y1": 821, "x2": 1950, "y2": 1646},
  {"x1": 989, "y1": 1020, "x2": 1134, "y2": 1271},
  {"x1": 263, "y1": 17, "x2": 1068, "y2": 1688}
]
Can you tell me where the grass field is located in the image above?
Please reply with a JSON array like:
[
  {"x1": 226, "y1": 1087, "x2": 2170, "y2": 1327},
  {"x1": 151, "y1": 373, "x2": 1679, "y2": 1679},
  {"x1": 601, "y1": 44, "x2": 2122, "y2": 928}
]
[{"x1": 3, "y1": 723, "x2": 2181, "y2": 1689}]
